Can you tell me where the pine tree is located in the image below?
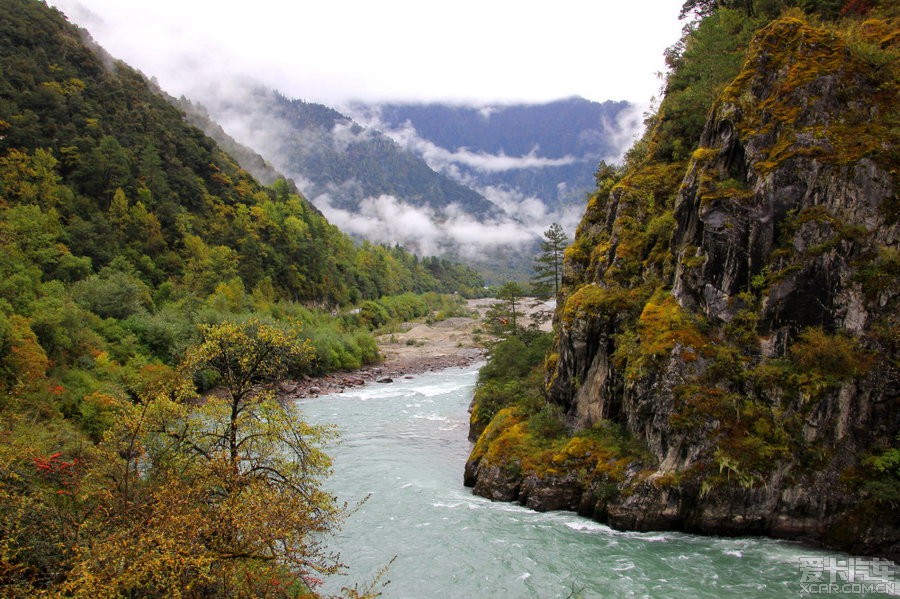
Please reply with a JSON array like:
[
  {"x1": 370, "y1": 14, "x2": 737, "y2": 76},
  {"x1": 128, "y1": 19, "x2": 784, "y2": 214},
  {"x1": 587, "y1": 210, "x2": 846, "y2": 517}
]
[{"x1": 531, "y1": 223, "x2": 569, "y2": 299}]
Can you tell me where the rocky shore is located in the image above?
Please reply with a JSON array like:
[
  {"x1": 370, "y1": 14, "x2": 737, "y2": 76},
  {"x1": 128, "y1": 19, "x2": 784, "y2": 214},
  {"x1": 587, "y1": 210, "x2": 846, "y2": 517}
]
[{"x1": 279, "y1": 348, "x2": 485, "y2": 400}]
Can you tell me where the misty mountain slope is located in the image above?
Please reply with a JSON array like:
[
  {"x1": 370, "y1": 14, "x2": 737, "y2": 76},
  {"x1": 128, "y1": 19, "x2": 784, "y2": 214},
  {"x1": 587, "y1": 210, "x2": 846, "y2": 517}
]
[
  {"x1": 273, "y1": 93, "x2": 504, "y2": 218},
  {"x1": 187, "y1": 88, "x2": 643, "y2": 279},
  {"x1": 189, "y1": 84, "x2": 557, "y2": 269},
  {"x1": 174, "y1": 96, "x2": 291, "y2": 189},
  {"x1": 347, "y1": 97, "x2": 638, "y2": 215},
  {"x1": 193, "y1": 87, "x2": 500, "y2": 217}
]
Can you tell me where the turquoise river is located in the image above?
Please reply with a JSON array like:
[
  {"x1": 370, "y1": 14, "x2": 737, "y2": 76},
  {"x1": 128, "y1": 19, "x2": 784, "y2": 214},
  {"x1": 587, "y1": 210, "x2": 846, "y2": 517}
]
[{"x1": 298, "y1": 364, "x2": 896, "y2": 598}]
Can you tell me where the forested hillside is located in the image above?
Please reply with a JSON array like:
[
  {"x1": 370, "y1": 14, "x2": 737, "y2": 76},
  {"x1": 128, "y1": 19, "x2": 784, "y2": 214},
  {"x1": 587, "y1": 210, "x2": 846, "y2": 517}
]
[
  {"x1": 0, "y1": 0, "x2": 482, "y2": 594},
  {"x1": 466, "y1": 0, "x2": 899, "y2": 559},
  {"x1": 0, "y1": 2, "x2": 482, "y2": 306}
]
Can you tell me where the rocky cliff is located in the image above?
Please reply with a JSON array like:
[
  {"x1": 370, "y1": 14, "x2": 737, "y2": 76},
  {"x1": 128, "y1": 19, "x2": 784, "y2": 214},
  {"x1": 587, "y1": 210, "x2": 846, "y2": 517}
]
[{"x1": 465, "y1": 14, "x2": 898, "y2": 560}]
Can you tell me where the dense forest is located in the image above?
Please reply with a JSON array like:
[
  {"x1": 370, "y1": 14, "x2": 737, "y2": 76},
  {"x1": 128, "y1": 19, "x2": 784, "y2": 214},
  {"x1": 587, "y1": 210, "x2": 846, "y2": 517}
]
[
  {"x1": 0, "y1": 0, "x2": 484, "y2": 595},
  {"x1": 466, "y1": 0, "x2": 899, "y2": 559}
]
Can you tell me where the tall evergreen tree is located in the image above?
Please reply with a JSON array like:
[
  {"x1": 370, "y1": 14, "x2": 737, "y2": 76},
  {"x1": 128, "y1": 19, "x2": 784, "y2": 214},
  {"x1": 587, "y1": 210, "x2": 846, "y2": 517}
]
[{"x1": 531, "y1": 223, "x2": 569, "y2": 298}]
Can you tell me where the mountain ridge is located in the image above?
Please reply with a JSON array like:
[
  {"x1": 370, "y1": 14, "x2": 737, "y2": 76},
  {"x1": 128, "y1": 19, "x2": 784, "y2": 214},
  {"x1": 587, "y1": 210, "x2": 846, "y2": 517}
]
[
  {"x1": 186, "y1": 87, "x2": 641, "y2": 281},
  {"x1": 347, "y1": 97, "x2": 638, "y2": 213}
]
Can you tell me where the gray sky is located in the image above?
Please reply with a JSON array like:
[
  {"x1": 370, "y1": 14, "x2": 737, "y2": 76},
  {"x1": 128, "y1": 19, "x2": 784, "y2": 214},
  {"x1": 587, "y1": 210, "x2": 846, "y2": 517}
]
[{"x1": 48, "y1": 0, "x2": 686, "y2": 107}]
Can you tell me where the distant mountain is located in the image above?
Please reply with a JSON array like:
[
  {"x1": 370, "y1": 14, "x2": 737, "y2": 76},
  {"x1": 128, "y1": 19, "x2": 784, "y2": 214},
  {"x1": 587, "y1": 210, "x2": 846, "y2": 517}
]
[{"x1": 347, "y1": 97, "x2": 638, "y2": 214}]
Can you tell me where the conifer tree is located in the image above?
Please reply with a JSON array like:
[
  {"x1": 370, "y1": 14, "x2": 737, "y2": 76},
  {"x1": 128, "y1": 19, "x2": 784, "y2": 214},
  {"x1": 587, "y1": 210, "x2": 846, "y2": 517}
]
[{"x1": 531, "y1": 223, "x2": 569, "y2": 299}]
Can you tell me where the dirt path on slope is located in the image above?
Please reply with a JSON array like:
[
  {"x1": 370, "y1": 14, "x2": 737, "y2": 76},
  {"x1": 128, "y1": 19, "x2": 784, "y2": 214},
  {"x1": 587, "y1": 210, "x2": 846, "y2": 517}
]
[{"x1": 280, "y1": 298, "x2": 554, "y2": 399}]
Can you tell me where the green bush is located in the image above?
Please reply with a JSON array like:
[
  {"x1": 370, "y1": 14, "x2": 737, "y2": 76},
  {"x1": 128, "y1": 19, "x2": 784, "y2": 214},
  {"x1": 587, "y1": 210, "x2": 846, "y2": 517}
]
[
  {"x1": 72, "y1": 267, "x2": 153, "y2": 320},
  {"x1": 124, "y1": 306, "x2": 196, "y2": 362},
  {"x1": 305, "y1": 325, "x2": 379, "y2": 373},
  {"x1": 357, "y1": 300, "x2": 390, "y2": 329},
  {"x1": 472, "y1": 332, "x2": 553, "y2": 426},
  {"x1": 378, "y1": 293, "x2": 429, "y2": 321},
  {"x1": 528, "y1": 403, "x2": 568, "y2": 439}
]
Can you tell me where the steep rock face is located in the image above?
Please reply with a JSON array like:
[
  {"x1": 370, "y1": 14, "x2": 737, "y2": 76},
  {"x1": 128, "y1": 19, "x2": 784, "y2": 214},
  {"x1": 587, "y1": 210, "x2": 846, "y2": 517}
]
[
  {"x1": 673, "y1": 19, "x2": 896, "y2": 332},
  {"x1": 466, "y1": 17, "x2": 899, "y2": 559}
]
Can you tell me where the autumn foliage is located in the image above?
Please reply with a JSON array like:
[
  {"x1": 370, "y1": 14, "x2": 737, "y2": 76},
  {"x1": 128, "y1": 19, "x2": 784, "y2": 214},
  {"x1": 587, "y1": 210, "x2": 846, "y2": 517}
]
[{"x1": 2, "y1": 320, "x2": 353, "y2": 597}]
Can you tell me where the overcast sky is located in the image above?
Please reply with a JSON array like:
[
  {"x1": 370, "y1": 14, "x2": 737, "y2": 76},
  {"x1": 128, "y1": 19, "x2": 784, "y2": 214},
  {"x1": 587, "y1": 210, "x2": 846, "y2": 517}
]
[{"x1": 48, "y1": 0, "x2": 686, "y2": 107}]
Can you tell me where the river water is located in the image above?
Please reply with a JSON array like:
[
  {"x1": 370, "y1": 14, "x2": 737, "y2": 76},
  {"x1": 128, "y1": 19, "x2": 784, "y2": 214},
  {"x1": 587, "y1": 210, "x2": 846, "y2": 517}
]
[{"x1": 299, "y1": 364, "x2": 895, "y2": 598}]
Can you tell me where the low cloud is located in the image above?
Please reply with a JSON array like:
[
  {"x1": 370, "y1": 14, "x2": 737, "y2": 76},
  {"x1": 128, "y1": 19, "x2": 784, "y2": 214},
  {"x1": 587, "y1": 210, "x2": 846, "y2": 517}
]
[
  {"x1": 346, "y1": 112, "x2": 577, "y2": 175},
  {"x1": 432, "y1": 145, "x2": 577, "y2": 173},
  {"x1": 331, "y1": 119, "x2": 376, "y2": 153},
  {"x1": 314, "y1": 194, "x2": 539, "y2": 260},
  {"x1": 311, "y1": 184, "x2": 582, "y2": 264},
  {"x1": 600, "y1": 102, "x2": 646, "y2": 164},
  {"x1": 478, "y1": 106, "x2": 499, "y2": 119},
  {"x1": 348, "y1": 102, "x2": 645, "y2": 178},
  {"x1": 477, "y1": 186, "x2": 583, "y2": 238},
  {"x1": 188, "y1": 81, "x2": 295, "y2": 159},
  {"x1": 477, "y1": 186, "x2": 553, "y2": 228}
]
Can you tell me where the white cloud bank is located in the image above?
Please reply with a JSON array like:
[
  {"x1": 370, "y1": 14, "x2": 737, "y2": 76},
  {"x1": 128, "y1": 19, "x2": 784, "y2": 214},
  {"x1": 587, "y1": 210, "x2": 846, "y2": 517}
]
[
  {"x1": 343, "y1": 111, "x2": 577, "y2": 176},
  {"x1": 334, "y1": 102, "x2": 645, "y2": 248},
  {"x1": 315, "y1": 194, "x2": 539, "y2": 260},
  {"x1": 599, "y1": 102, "x2": 647, "y2": 164}
]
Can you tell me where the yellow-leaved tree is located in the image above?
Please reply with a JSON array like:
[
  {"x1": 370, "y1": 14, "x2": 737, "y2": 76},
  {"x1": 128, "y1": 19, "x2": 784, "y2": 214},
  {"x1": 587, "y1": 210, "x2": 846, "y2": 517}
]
[{"x1": 66, "y1": 319, "x2": 347, "y2": 598}]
